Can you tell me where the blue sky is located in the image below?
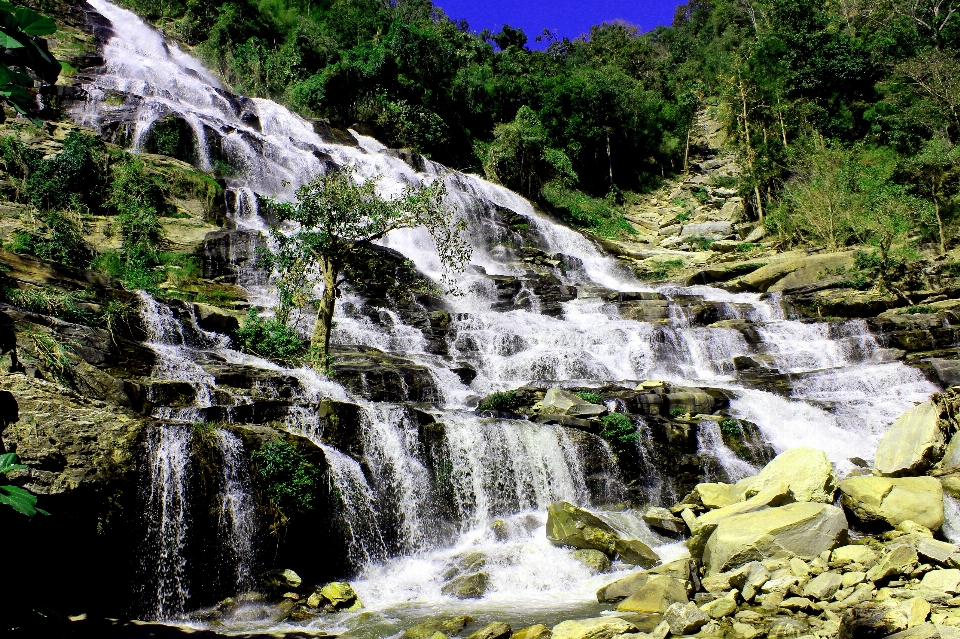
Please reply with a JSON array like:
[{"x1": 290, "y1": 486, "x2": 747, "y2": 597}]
[{"x1": 433, "y1": 0, "x2": 681, "y2": 47}]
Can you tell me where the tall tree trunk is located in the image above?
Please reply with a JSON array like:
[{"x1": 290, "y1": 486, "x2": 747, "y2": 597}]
[
  {"x1": 606, "y1": 130, "x2": 614, "y2": 188},
  {"x1": 311, "y1": 256, "x2": 339, "y2": 357},
  {"x1": 683, "y1": 127, "x2": 691, "y2": 172},
  {"x1": 935, "y1": 197, "x2": 946, "y2": 255}
]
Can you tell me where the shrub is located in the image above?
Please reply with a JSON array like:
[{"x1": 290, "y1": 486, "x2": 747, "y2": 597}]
[
  {"x1": 669, "y1": 407, "x2": 685, "y2": 418},
  {"x1": 636, "y1": 259, "x2": 685, "y2": 281},
  {"x1": 477, "y1": 390, "x2": 522, "y2": 412},
  {"x1": 1, "y1": 286, "x2": 92, "y2": 324},
  {"x1": 720, "y1": 419, "x2": 742, "y2": 437},
  {"x1": 232, "y1": 309, "x2": 307, "y2": 362},
  {"x1": 690, "y1": 235, "x2": 715, "y2": 251},
  {"x1": 575, "y1": 391, "x2": 602, "y2": 404},
  {"x1": 599, "y1": 413, "x2": 639, "y2": 446},
  {"x1": 541, "y1": 182, "x2": 636, "y2": 238},
  {"x1": 6, "y1": 210, "x2": 94, "y2": 268},
  {"x1": 251, "y1": 439, "x2": 319, "y2": 514},
  {"x1": 897, "y1": 305, "x2": 934, "y2": 315}
]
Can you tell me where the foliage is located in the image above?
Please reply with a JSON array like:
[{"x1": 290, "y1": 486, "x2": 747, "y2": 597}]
[
  {"x1": 635, "y1": 259, "x2": 685, "y2": 282},
  {"x1": 251, "y1": 439, "x2": 319, "y2": 514},
  {"x1": 477, "y1": 390, "x2": 522, "y2": 412},
  {"x1": 720, "y1": 419, "x2": 743, "y2": 438},
  {"x1": 232, "y1": 309, "x2": 307, "y2": 362},
  {"x1": 0, "y1": 452, "x2": 48, "y2": 518},
  {"x1": 259, "y1": 165, "x2": 469, "y2": 356},
  {"x1": 27, "y1": 330, "x2": 71, "y2": 376},
  {"x1": 0, "y1": 286, "x2": 91, "y2": 324},
  {"x1": 599, "y1": 413, "x2": 639, "y2": 447},
  {"x1": 541, "y1": 182, "x2": 635, "y2": 238},
  {"x1": 897, "y1": 305, "x2": 934, "y2": 314},
  {"x1": 0, "y1": 3, "x2": 61, "y2": 124},
  {"x1": 575, "y1": 391, "x2": 602, "y2": 404},
  {"x1": 669, "y1": 407, "x2": 685, "y2": 418}
]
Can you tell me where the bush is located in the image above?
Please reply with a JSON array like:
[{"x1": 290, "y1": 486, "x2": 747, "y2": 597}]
[
  {"x1": 6, "y1": 211, "x2": 94, "y2": 269},
  {"x1": 669, "y1": 407, "x2": 685, "y2": 418},
  {"x1": 599, "y1": 413, "x2": 639, "y2": 446},
  {"x1": 575, "y1": 391, "x2": 602, "y2": 404},
  {"x1": 541, "y1": 182, "x2": 636, "y2": 239},
  {"x1": 251, "y1": 439, "x2": 319, "y2": 514},
  {"x1": 232, "y1": 309, "x2": 307, "y2": 362},
  {"x1": 636, "y1": 258, "x2": 684, "y2": 281},
  {"x1": 1, "y1": 286, "x2": 92, "y2": 324},
  {"x1": 477, "y1": 390, "x2": 522, "y2": 412},
  {"x1": 897, "y1": 305, "x2": 934, "y2": 315}
]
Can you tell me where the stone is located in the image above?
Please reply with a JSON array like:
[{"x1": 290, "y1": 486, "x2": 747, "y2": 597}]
[
  {"x1": 780, "y1": 597, "x2": 814, "y2": 612},
  {"x1": 790, "y1": 557, "x2": 811, "y2": 577},
  {"x1": 867, "y1": 545, "x2": 919, "y2": 584},
  {"x1": 319, "y1": 581, "x2": 360, "y2": 610},
  {"x1": 700, "y1": 589, "x2": 739, "y2": 618},
  {"x1": 832, "y1": 545, "x2": 879, "y2": 568},
  {"x1": 916, "y1": 538, "x2": 960, "y2": 566},
  {"x1": 260, "y1": 568, "x2": 302, "y2": 592},
  {"x1": 492, "y1": 519, "x2": 509, "y2": 541},
  {"x1": 702, "y1": 502, "x2": 848, "y2": 575},
  {"x1": 468, "y1": 622, "x2": 513, "y2": 639},
  {"x1": 541, "y1": 388, "x2": 608, "y2": 419},
  {"x1": 897, "y1": 520, "x2": 934, "y2": 537},
  {"x1": 803, "y1": 572, "x2": 843, "y2": 600},
  {"x1": 551, "y1": 617, "x2": 638, "y2": 639},
  {"x1": 903, "y1": 598, "x2": 931, "y2": 627},
  {"x1": 940, "y1": 431, "x2": 960, "y2": 470},
  {"x1": 742, "y1": 563, "x2": 771, "y2": 601},
  {"x1": 694, "y1": 483, "x2": 795, "y2": 532},
  {"x1": 617, "y1": 575, "x2": 689, "y2": 614},
  {"x1": 193, "y1": 302, "x2": 240, "y2": 333},
  {"x1": 838, "y1": 602, "x2": 909, "y2": 639},
  {"x1": 732, "y1": 622, "x2": 761, "y2": 639},
  {"x1": 739, "y1": 251, "x2": 855, "y2": 292},
  {"x1": 643, "y1": 507, "x2": 686, "y2": 535},
  {"x1": 650, "y1": 621, "x2": 670, "y2": 639},
  {"x1": 920, "y1": 569, "x2": 960, "y2": 594},
  {"x1": 839, "y1": 476, "x2": 944, "y2": 531},
  {"x1": 574, "y1": 549, "x2": 612, "y2": 573},
  {"x1": 664, "y1": 601, "x2": 711, "y2": 635},
  {"x1": 767, "y1": 617, "x2": 809, "y2": 639},
  {"x1": 885, "y1": 624, "x2": 941, "y2": 639},
  {"x1": 842, "y1": 572, "x2": 867, "y2": 588},
  {"x1": 511, "y1": 625, "x2": 551, "y2": 639},
  {"x1": 700, "y1": 572, "x2": 734, "y2": 593},
  {"x1": 874, "y1": 402, "x2": 945, "y2": 477},
  {"x1": 546, "y1": 501, "x2": 618, "y2": 555},
  {"x1": 751, "y1": 447, "x2": 838, "y2": 503},
  {"x1": 597, "y1": 571, "x2": 649, "y2": 602},
  {"x1": 695, "y1": 482, "x2": 745, "y2": 509},
  {"x1": 440, "y1": 572, "x2": 489, "y2": 599},
  {"x1": 404, "y1": 616, "x2": 475, "y2": 639},
  {"x1": 614, "y1": 539, "x2": 660, "y2": 568}
]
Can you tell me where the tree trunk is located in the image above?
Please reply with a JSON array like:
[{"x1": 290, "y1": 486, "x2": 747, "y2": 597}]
[
  {"x1": 311, "y1": 257, "x2": 339, "y2": 357},
  {"x1": 683, "y1": 127, "x2": 691, "y2": 172},
  {"x1": 606, "y1": 130, "x2": 614, "y2": 188}
]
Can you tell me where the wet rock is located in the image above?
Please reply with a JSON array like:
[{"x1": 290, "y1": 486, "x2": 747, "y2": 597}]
[
  {"x1": 643, "y1": 506, "x2": 685, "y2": 535},
  {"x1": 616, "y1": 575, "x2": 689, "y2": 613},
  {"x1": 597, "y1": 571, "x2": 650, "y2": 602},
  {"x1": 767, "y1": 616, "x2": 809, "y2": 639},
  {"x1": 874, "y1": 402, "x2": 945, "y2": 477},
  {"x1": 838, "y1": 476, "x2": 944, "y2": 531},
  {"x1": 664, "y1": 601, "x2": 711, "y2": 634},
  {"x1": 192, "y1": 302, "x2": 240, "y2": 333},
  {"x1": 404, "y1": 616, "x2": 475, "y2": 639},
  {"x1": 468, "y1": 622, "x2": 513, "y2": 639},
  {"x1": 574, "y1": 549, "x2": 611, "y2": 573},
  {"x1": 540, "y1": 388, "x2": 607, "y2": 418},
  {"x1": 260, "y1": 568, "x2": 302, "y2": 592},
  {"x1": 839, "y1": 602, "x2": 909, "y2": 639},
  {"x1": 511, "y1": 625, "x2": 551, "y2": 639},
  {"x1": 546, "y1": 501, "x2": 619, "y2": 554},
  {"x1": 614, "y1": 539, "x2": 660, "y2": 568},
  {"x1": 736, "y1": 251, "x2": 856, "y2": 292},
  {"x1": 702, "y1": 502, "x2": 848, "y2": 575},
  {"x1": 750, "y1": 447, "x2": 838, "y2": 503},
  {"x1": 551, "y1": 617, "x2": 637, "y2": 639},
  {"x1": 440, "y1": 571, "x2": 489, "y2": 599},
  {"x1": 318, "y1": 581, "x2": 361, "y2": 611}
]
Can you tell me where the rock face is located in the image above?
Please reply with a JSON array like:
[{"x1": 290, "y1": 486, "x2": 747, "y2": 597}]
[
  {"x1": 545, "y1": 501, "x2": 659, "y2": 568},
  {"x1": 874, "y1": 402, "x2": 945, "y2": 477},
  {"x1": 551, "y1": 617, "x2": 637, "y2": 639},
  {"x1": 750, "y1": 447, "x2": 837, "y2": 503},
  {"x1": 838, "y1": 476, "x2": 944, "y2": 531},
  {"x1": 702, "y1": 502, "x2": 848, "y2": 575}
]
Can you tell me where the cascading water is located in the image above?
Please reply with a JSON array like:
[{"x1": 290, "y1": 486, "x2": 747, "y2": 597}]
[
  {"x1": 214, "y1": 430, "x2": 259, "y2": 594},
  {"x1": 75, "y1": 0, "x2": 947, "y2": 629}
]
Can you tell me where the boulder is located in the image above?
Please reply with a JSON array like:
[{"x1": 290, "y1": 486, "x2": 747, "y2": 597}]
[
  {"x1": 919, "y1": 569, "x2": 960, "y2": 594},
  {"x1": 540, "y1": 389, "x2": 607, "y2": 418},
  {"x1": 700, "y1": 589, "x2": 739, "y2": 618},
  {"x1": 614, "y1": 539, "x2": 660, "y2": 568},
  {"x1": 867, "y1": 545, "x2": 919, "y2": 583},
  {"x1": 940, "y1": 430, "x2": 960, "y2": 470},
  {"x1": 260, "y1": 568, "x2": 302, "y2": 592},
  {"x1": 546, "y1": 502, "x2": 618, "y2": 555},
  {"x1": 193, "y1": 302, "x2": 240, "y2": 333},
  {"x1": 739, "y1": 251, "x2": 855, "y2": 292},
  {"x1": 874, "y1": 402, "x2": 945, "y2": 477},
  {"x1": 551, "y1": 617, "x2": 637, "y2": 639},
  {"x1": 468, "y1": 623, "x2": 513, "y2": 639},
  {"x1": 616, "y1": 575, "x2": 688, "y2": 614},
  {"x1": 767, "y1": 617, "x2": 810, "y2": 639},
  {"x1": 511, "y1": 625, "x2": 551, "y2": 639},
  {"x1": 318, "y1": 581, "x2": 360, "y2": 610},
  {"x1": 702, "y1": 502, "x2": 848, "y2": 575},
  {"x1": 839, "y1": 602, "x2": 909, "y2": 639},
  {"x1": 597, "y1": 571, "x2": 649, "y2": 602},
  {"x1": 573, "y1": 549, "x2": 611, "y2": 573},
  {"x1": 694, "y1": 482, "x2": 795, "y2": 532},
  {"x1": 750, "y1": 447, "x2": 837, "y2": 503},
  {"x1": 831, "y1": 545, "x2": 879, "y2": 568},
  {"x1": 838, "y1": 476, "x2": 944, "y2": 531},
  {"x1": 802, "y1": 572, "x2": 843, "y2": 600},
  {"x1": 404, "y1": 616, "x2": 475, "y2": 639},
  {"x1": 440, "y1": 572, "x2": 489, "y2": 599},
  {"x1": 643, "y1": 506, "x2": 686, "y2": 535},
  {"x1": 664, "y1": 601, "x2": 711, "y2": 635},
  {"x1": 694, "y1": 482, "x2": 744, "y2": 509},
  {"x1": 916, "y1": 537, "x2": 960, "y2": 566}
]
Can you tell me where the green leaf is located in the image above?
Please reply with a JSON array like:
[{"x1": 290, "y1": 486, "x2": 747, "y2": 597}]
[
  {"x1": 0, "y1": 2, "x2": 15, "y2": 12},
  {"x1": 0, "y1": 484, "x2": 39, "y2": 517},
  {"x1": 0, "y1": 32, "x2": 25, "y2": 49},
  {"x1": 0, "y1": 451, "x2": 23, "y2": 472},
  {"x1": 13, "y1": 7, "x2": 56, "y2": 36}
]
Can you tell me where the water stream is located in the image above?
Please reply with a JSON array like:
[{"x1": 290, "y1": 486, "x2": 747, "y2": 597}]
[{"x1": 77, "y1": 0, "x2": 943, "y2": 629}]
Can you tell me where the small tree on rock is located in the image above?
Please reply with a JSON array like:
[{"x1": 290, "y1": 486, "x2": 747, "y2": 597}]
[{"x1": 260, "y1": 166, "x2": 470, "y2": 359}]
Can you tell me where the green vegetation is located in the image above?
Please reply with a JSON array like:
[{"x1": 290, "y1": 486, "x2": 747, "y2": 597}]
[
  {"x1": 599, "y1": 413, "x2": 639, "y2": 447},
  {"x1": 897, "y1": 305, "x2": 934, "y2": 315},
  {"x1": 636, "y1": 259, "x2": 685, "y2": 281},
  {"x1": 0, "y1": 452, "x2": 47, "y2": 518},
  {"x1": 232, "y1": 309, "x2": 307, "y2": 362},
  {"x1": 0, "y1": 3, "x2": 61, "y2": 124},
  {"x1": 251, "y1": 439, "x2": 319, "y2": 514},
  {"x1": 477, "y1": 390, "x2": 522, "y2": 412},
  {"x1": 720, "y1": 419, "x2": 742, "y2": 438},
  {"x1": 0, "y1": 286, "x2": 91, "y2": 324},
  {"x1": 669, "y1": 407, "x2": 685, "y2": 418},
  {"x1": 259, "y1": 166, "x2": 470, "y2": 358},
  {"x1": 575, "y1": 391, "x2": 602, "y2": 404}
]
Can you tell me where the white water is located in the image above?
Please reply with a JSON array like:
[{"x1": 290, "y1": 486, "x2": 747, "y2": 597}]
[
  {"x1": 78, "y1": 0, "x2": 943, "y2": 627},
  {"x1": 215, "y1": 430, "x2": 258, "y2": 593}
]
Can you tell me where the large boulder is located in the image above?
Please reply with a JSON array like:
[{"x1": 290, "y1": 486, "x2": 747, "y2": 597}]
[
  {"x1": 468, "y1": 623, "x2": 513, "y2": 639},
  {"x1": 551, "y1": 617, "x2": 637, "y2": 639},
  {"x1": 540, "y1": 389, "x2": 607, "y2": 418},
  {"x1": 737, "y1": 251, "x2": 855, "y2": 292},
  {"x1": 616, "y1": 575, "x2": 688, "y2": 614},
  {"x1": 694, "y1": 483, "x2": 795, "y2": 532},
  {"x1": 664, "y1": 601, "x2": 711, "y2": 635},
  {"x1": 404, "y1": 616, "x2": 475, "y2": 639},
  {"x1": 546, "y1": 502, "x2": 658, "y2": 567},
  {"x1": 512, "y1": 625, "x2": 551, "y2": 639},
  {"x1": 440, "y1": 571, "x2": 489, "y2": 599},
  {"x1": 702, "y1": 502, "x2": 848, "y2": 575},
  {"x1": 597, "y1": 571, "x2": 649, "y2": 602},
  {"x1": 874, "y1": 402, "x2": 945, "y2": 477},
  {"x1": 750, "y1": 447, "x2": 837, "y2": 503},
  {"x1": 838, "y1": 476, "x2": 944, "y2": 531}
]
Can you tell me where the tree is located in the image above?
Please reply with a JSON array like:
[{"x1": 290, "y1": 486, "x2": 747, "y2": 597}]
[
  {"x1": 903, "y1": 136, "x2": 960, "y2": 253},
  {"x1": 0, "y1": 3, "x2": 61, "y2": 125},
  {"x1": 261, "y1": 166, "x2": 470, "y2": 358}
]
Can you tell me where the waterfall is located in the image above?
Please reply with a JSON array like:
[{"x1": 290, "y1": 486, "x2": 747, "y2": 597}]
[
  {"x1": 214, "y1": 430, "x2": 258, "y2": 594},
  {"x1": 137, "y1": 424, "x2": 192, "y2": 620},
  {"x1": 697, "y1": 420, "x2": 758, "y2": 482}
]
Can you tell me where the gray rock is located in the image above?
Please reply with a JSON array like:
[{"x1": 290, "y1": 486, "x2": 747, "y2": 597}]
[
  {"x1": 551, "y1": 617, "x2": 637, "y2": 639},
  {"x1": 663, "y1": 601, "x2": 711, "y2": 635},
  {"x1": 574, "y1": 549, "x2": 612, "y2": 573},
  {"x1": 596, "y1": 571, "x2": 649, "y2": 602},
  {"x1": 468, "y1": 622, "x2": 513, "y2": 639},
  {"x1": 440, "y1": 572, "x2": 489, "y2": 599},
  {"x1": 750, "y1": 447, "x2": 837, "y2": 503},
  {"x1": 617, "y1": 575, "x2": 689, "y2": 614},
  {"x1": 642, "y1": 506, "x2": 686, "y2": 535},
  {"x1": 873, "y1": 402, "x2": 945, "y2": 477},
  {"x1": 839, "y1": 475, "x2": 944, "y2": 531},
  {"x1": 916, "y1": 538, "x2": 960, "y2": 566},
  {"x1": 700, "y1": 589, "x2": 739, "y2": 618},
  {"x1": 802, "y1": 572, "x2": 843, "y2": 600},
  {"x1": 867, "y1": 545, "x2": 919, "y2": 584},
  {"x1": 540, "y1": 388, "x2": 607, "y2": 418}
]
